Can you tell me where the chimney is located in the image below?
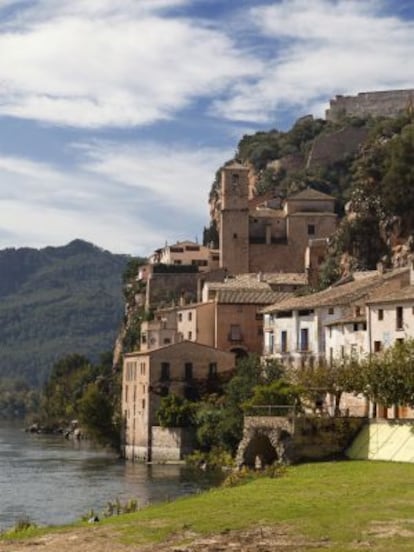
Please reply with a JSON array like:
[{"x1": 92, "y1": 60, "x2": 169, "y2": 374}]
[
  {"x1": 257, "y1": 271, "x2": 264, "y2": 282},
  {"x1": 376, "y1": 262, "x2": 384, "y2": 275}
]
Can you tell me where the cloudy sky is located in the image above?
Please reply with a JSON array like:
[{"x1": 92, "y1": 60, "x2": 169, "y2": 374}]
[{"x1": 0, "y1": 0, "x2": 413, "y2": 256}]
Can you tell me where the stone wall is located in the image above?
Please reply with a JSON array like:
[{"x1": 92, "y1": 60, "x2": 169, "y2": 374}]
[
  {"x1": 146, "y1": 272, "x2": 199, "y2": 308},
  {"x1": 236, "y1": 415, "x2": 366, "y2": 466},
  {"x1": 151, "y1": 426, "x2": 195, "y2": 461},
  {"x1": 326, "y1": 89, "x2": 414, "y2": 123}
]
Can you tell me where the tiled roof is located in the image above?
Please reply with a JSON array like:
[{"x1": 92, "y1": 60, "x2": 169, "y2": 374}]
[
  {"x1": 262, "y1": 268, "x2": 408, "y2": 313},
  {"x1": 208, "y1": 272, "x2": 307, "y2": 290},
  {"x1": 288, "y1": 188, "x2": 335, "y2": 201},
  {"x1": 367, "y1": 284, "x2": 414, "y2": 305},
  {"x1": 216, "y1": 290, "x2": 291, "y2": 305}
]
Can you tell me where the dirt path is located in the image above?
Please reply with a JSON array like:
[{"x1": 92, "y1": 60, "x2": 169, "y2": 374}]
[{"x1": 0, "y1": 525, "x2": 330, "y2": 552}]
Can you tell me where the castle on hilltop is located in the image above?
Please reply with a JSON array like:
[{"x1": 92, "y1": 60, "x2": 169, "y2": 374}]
[{"x1": 326, "y1": 88, "x2": 414, "y2": 122}]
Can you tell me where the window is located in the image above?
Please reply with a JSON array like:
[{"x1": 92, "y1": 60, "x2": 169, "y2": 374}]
[
  {"x1": 229, "y1": 324, "x2": 242, "y2": 341},
  {"x1": 184, "y1": 362, "x2": 193, "y2": 380},
  {"x1": 307, "y1": 224, "x2": 315, "y2": 236},
  {"x1": 142, "y1": 399, "x2": 145, "y2": 410},
  {"x1": 300, "y1": 328, "x2": 309, "y2": 352},
  {"x1": 329, "y1": 347, "x2": 333, "y2": 367},
  {"x1": 233, "y1": 233, "x2": 238, "y2": 239},
  {"x1": 188, "y1": 331, "x2": 192, "y2": 340},
  {"x1": 328, "y1": 307, "x2": 334, "y2": 315},
  {"x1": 299, "y1": 309, "x2": 314, "y2": 317},
  {"x1": 396, "y1": 306, "x2": 404, "y2": 330},
  {"x1": 353, "y1": 323, "x2": 359, "y2": 332},
  {"x1": 160, "y1": 362, "x2": 170, "y2": 381},
  {"x1": 255, "y1": 312, "x2": 263, "y2": 321},
  {"x1": 374, "y1": 341, "x2": 382, "y2": 353},
  {"x1": 188, "y1": 312, "x2": 192, "y2": 321},
  {"x1": 178, "y1": 313, "x2": 183, "y2": 322},
  {"x1": 141, "y1": 333, "x2": 147, "y2": 344},
  {"x1": 378, "y1": 309, "x2": 384, "y2": 321},
  {"x1": 231, "y1": 173, "x2": 239, "y2": 184},
  {"x1": 281, "y1": 330, "x2": 288, "y2": 353},
  {"x1": 341, "y1": 345, "x2": 345, "y2": 358},
  {"x1": 125, "y1": 385, "x2": 129, "y2": 402},
  {"x1": 355, "y1": 306, "x2": 361, "y2": 316},
  {"x1": 163, "y1": 337, "x2": 171, "y2": 345},
  {"x1": 208, "y1": 362, "x2": 218, "y2": 380}
]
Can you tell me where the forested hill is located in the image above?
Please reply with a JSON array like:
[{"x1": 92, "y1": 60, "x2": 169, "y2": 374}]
[{"x1": 0, "y1": 239, "x2": 130, "y2": 386}]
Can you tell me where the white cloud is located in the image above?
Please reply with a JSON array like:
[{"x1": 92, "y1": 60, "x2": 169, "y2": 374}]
[
  {"x1": 0, "y1": 141, "x2": 231, "y2": 254},
  {"x1": 0, "y1": 1, "x2": 260, "y2": 128},
  {"x1": 78, "y1": 139, "x2": 230, "y2": 219},
  {"x1": 213, "y1": 0, "x2": 414, "y2": 122}
]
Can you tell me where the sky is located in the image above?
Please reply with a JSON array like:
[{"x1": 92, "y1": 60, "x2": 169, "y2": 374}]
[{"x1": 0, "y1": 0, "x2": 413, "y2": 257}]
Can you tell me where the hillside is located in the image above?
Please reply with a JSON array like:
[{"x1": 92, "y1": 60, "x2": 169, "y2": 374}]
[{"x1": 0, "y1": 239, "x2": 130, "y2": 386}]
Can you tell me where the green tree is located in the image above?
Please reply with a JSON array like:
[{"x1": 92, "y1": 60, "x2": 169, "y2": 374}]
[
  {"x1": 157, "y1": 394, "x2": 196, "y2": 427},
  {"x1": 243, "y1": 380, "x2": 301, "y2": 415},
  {"x1": 78, "y1": 384, "x2": 120, "y2": 448},
  {"x1": 359, "y1": 340, "x2": 414, "y2": 407}
]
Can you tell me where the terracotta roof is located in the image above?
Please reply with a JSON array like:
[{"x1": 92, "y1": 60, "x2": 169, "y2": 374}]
[
  {"x1": 366, "y1": 284, "x2": 414, "y2": 305},
  {"x1": 288, "y1": 188, "x2": 335, "y2": 202},
  {"x1": 216, "y1": 290, "x2": 291, "y2": 305},
  {"x1": 208, "y1": 272, "x2": 307, "y2": 290},
  {"x1": 262, "y1": 268, "x2": 408, "y2": 313}
]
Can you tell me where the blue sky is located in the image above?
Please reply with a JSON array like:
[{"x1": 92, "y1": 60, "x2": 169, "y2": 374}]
[{"x1": 0, "y1": 0, "x2": 413, "y2": 256}]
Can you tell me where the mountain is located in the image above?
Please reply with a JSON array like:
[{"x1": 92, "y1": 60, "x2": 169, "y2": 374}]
[{"x1": 0, "y1": 239, "x2": 130, "y2": 386}]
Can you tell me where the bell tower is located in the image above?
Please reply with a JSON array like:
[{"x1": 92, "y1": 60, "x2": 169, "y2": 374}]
[{"x1": 219, "y1": 162, "x2": 249, "y2": 274}]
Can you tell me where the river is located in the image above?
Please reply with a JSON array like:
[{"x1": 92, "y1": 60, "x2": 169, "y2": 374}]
[{"x1": 0, "y1": 422, "x2": 220, "y2": 531}]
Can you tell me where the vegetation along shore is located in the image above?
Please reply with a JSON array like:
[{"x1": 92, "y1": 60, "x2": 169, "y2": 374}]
[{"x1": 1, "y1": 460, "x2": 414, "y2": 552}]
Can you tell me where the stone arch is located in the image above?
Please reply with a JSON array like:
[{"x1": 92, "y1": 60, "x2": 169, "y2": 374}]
[
  {"x1": 242, "y1": 432, "x2": 277, "y2": 468},
  {"x1": 236, "y1": 424, "x2": 294, "y2": 467}
]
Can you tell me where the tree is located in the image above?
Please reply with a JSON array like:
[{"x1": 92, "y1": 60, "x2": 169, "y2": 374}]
[
  {"x1": 157, "y1": 394, "x2": 195, "y2": 428},
  {"x1": 287, "y1": 357, "x2": 362, "y2": 415},
  {"x1": 78, "y1": 384, "x2": 120, "y2": 448},
  {"x1": 243, "y1": 380, "x2": 301, "y2": 415},
  {"x1": 359, "y1": 340, "x2": 414, "y2": 407}
]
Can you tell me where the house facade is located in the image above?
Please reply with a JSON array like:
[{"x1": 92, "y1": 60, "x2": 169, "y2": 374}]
[
  {"x1": 148, "y1": 240, "x2": 219, "y2": 272},
  {"x1": 122, "y1": 341, "x2": 235, "y2": 460}
]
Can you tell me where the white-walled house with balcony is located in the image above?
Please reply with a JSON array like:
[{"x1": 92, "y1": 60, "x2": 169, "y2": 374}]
[{"x1": 262, "y1": 269, "x2": 407, "y2": 368}]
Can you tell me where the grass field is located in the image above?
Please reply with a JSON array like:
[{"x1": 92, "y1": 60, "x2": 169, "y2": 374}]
[{"x1": 2, "y1": 460, "x2": 414, "y2": 551}]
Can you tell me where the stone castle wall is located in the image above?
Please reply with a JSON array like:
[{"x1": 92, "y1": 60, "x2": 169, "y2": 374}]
[{"x1": 326, "y1": 89, "x2": 414, "y2": 122}]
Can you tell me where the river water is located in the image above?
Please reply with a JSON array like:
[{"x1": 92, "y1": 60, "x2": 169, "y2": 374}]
[{"x1": 0, "y1": 422, "x2": 219, "y2": 530}]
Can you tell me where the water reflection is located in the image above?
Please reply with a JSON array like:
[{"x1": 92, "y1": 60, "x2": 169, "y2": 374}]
[{"x1": 0, "y1": 422, "x2": 221, "y2": 530}]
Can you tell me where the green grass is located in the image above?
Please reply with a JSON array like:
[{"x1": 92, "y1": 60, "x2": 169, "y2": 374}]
[{"x1": 3, "y1": 460, "x2": 414, "y2": 551}]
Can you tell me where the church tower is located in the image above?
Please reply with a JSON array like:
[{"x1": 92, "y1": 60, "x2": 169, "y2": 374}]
[{"x1": 219, "y1": 162, "x2": 249, "y2": 274}]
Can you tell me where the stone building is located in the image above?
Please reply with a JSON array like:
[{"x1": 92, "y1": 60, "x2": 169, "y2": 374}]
[
  {"x1": 218, "y1": 162, "x2": 337, "y2": 275},
  {"x1": 325, "y1": 89, "x2": 414, "y2": 122},
  {"x1": 122, "y1": 341, "x2": 235, "y2": 460}
]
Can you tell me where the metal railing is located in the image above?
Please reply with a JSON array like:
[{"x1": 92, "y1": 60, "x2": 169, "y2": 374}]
[{"x1": 244, "y1": 404, "x2": 297, "y2": 417}]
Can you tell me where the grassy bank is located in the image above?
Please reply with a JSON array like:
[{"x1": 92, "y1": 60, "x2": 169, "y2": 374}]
[{"x1": 2, "y1": 460, "x2": 414, "y2": 551}]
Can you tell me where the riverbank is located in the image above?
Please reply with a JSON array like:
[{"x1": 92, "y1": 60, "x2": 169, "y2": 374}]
[{"x1": 1, "y1": 460, "x2": 414, "y2": 551}]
